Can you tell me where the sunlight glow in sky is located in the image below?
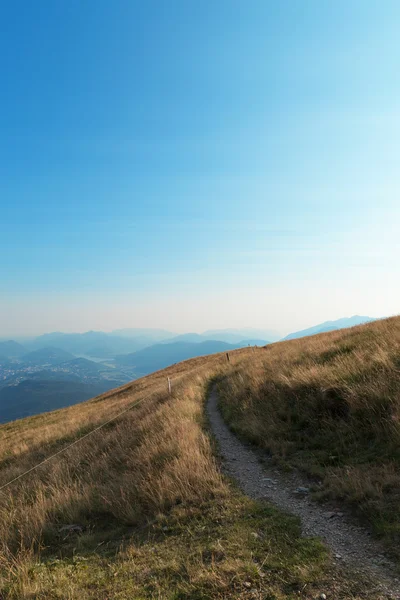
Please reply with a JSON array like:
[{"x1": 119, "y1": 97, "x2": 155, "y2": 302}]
[{"x1": 1, "y1": 1, "x2": 399, "y2": 336}]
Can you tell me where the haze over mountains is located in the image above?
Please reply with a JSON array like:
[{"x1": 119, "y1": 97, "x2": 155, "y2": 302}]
[
  {"x1": 115, "y1": 340, "x2": 254, "y2": 377},
  {"x1": 0, "y1": 340, "x2": 26, "y2": 358},
  {"x1": 282, "y1": 315, "x2": 377, "y2": 341},
  {"x1": 22, "y1": 328, "x2": 278, "y2": 357},
  {"x1": 0, "y1": 316, "x2": 379, "y2": 423},
  {"x1": 25, "y1": 330, "x2": 164, "y2": 358}
]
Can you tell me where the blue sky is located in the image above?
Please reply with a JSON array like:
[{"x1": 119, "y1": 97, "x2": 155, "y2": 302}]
[{"x1": 1, "y1": 1, "x2": 399, "y2": 335}]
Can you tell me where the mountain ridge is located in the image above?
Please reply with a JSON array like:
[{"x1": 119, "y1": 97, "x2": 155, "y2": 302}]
[
  {"x1": 283, "y1": 315, "x2": 377, "y2": 341},
  {"x1": 115, "y1": 340, "x2": 238, "y2": 375},
  {"x1": 0, "y1": 340, "x2": 26, "y2": 358}
]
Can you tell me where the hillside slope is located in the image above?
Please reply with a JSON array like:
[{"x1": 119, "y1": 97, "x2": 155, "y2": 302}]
[
  {"x1": 0, "y1": 345, "x2": 379, "y2": 599},
  {"x1": 218, "y1": 316, "x2": 400, "y2": 558}
]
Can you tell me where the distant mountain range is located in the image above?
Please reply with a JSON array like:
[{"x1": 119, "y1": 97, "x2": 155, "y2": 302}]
[
  {"x1": 0, "y1": 328, "x2": 280, "y2": 361},
  {"x1": 283, "y1": 315, "x2": 377, "y2": 341},
  {"x1": 25, "y1": 331, "x2": 159, "y2": 358},
  {"x1": 115, "y1": 340, "x2": 241, "y2": 376},
  {"x1": 161, "y1": 333, "x2": 270, "y2": 346}
]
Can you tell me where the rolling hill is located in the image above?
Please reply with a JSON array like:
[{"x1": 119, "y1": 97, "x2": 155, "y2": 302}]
[
  {"x1": 160, "y1": 332, "x2": 207, "y2": 344},
  {"x1": 61, "y1": 356, "x2": 110, "y2": 373},
  {"x1": 20, "y1": 346, "x2": 76, "y2": 365}
]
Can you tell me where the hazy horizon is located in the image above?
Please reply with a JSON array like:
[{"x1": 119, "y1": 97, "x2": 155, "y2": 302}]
[
  {"x1": 0, "y1": 312, "x2": 391, "y2": 341},
  {"x1": 1, "y1": 2, "x2": 399, "y2": 337}
]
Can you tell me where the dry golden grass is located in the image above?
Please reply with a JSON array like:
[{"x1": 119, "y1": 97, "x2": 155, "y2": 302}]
[
  {"x1": 0, "y1": 352, "x2": 238, "y2": 554},
  {"x1": 0, "y1": 354, "x2": 227, "y2": 462},
  {"x1": 218, "y1": 316, "x2": 400, "y2": 557},
  {"x1": 0, "y1": 345, "x2": 375, "y2": 598}
]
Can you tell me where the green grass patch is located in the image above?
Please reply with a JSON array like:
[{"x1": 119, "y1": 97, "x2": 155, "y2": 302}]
[{"x1": 0, "y1": 494, "x2": 378, "y2": 599}]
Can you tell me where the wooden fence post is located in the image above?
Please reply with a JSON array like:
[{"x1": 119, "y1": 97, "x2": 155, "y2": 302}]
[
  {"x1": 226, "y1": 353, "x2": 230, "y2": 363},
  {"x1": 167, "y1": 377, "x2": 172, "y2": 394}
]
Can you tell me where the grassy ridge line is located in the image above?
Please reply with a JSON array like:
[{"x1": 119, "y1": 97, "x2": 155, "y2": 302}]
[
  {"x1": 0, "y1": 347, "x2": 376, "y2": 598},
  {"x1": 218, "y1": 316, "x2": 400, "y2": 559}
]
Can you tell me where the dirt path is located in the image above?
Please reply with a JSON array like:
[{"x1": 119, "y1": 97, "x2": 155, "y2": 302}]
[{"x1": 207, "y1": 386, "x2": 400, "y2": 599}]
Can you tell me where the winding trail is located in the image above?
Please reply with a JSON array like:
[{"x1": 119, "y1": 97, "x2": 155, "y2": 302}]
[{"x1": 207, "y1": 386, "x2": 400, "y2": 599}]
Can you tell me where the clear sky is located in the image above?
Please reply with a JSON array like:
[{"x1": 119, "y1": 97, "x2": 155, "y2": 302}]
[{"x1": 1, "y1": 0, "x2": 399, "y2": 337}]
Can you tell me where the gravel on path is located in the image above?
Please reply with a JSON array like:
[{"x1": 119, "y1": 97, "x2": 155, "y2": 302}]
[{"x1": 207, "y1": 386, "x2": 400, "y2": 599}]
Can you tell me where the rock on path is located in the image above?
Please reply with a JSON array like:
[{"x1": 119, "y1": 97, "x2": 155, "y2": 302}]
[{"x1": 207, "y1": 386, "x2": 400, "y2": 598}]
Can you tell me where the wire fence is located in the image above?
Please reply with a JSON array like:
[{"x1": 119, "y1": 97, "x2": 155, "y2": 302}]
[{"x1": 0, "y1": 395, "x2": 148, "y2": 494}]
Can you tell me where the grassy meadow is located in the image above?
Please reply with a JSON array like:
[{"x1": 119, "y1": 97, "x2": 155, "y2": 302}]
[
  {"x1": 218, "y1": 316, "x2": 400, "y2": 558},
  {"x1": 0, "y1": 342, "x2": 382, "y2": 598}
]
